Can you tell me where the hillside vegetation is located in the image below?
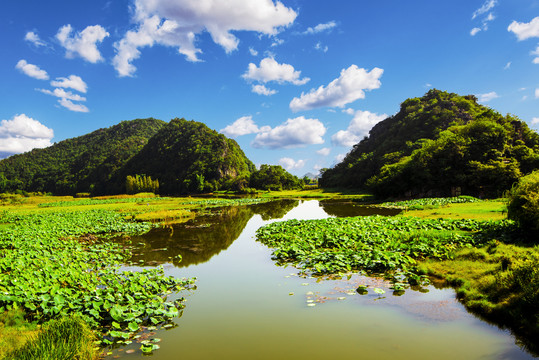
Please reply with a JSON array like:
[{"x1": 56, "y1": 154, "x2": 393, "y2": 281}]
[
  {"x1": 320, "y1": 89, "x2": 539, "y2": 198},
  {"x1": 0, "y1": 118, "x2": 265, "y2": 195},
  {"x1": 0, "y1": 118, "x2": 166, "y2": 195}
]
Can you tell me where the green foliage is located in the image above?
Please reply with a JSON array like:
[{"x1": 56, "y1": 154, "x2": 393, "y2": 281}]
[
  {"x1": 119, "y1": 118, "x2": 256, "y2": 194},
  {"x1": 126, "y1": 175, "x2": 159, "y2": 194},
  {"x1": 4, "y1": 315, "x2": 98, "y2": 360},
  {"x1": 249, "y1": 165, "x2": 304, "y2": 191},
  {"x1": 378, "y1": 196, "x2": 482, "y2": 210},
  {"x1": 0, "y1": 118, "x2": 166, "y2": 195},
  {"x1": 507, "y1": 170, "x2": 539, "y2": 238},
  {"x1": 0, "y1": 209, "x2": 195, "y2": 344},
  {"x1": 256, "y1": 215, "x2": 491, "y2": 281},
  {"x1": 320, "y1": 89, "x2": 539, "y2": 198}
]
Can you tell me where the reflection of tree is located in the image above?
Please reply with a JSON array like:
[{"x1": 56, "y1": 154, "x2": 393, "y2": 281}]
[
  {"x1": 124, "y1": 205, "x2": 256, "y2": 267},
  {"x1": 250, "y1": 199, "x2": 299, "y2": 220},
  {"x1": 319, "y1": 200, "x2": 401, "y2": 217}
]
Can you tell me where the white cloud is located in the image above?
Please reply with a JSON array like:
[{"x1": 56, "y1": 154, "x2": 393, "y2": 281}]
[
  {"x1": 279, "y1": 157, "x2": 306, "y2": 171},
  {"x1": 290, "y1": 65, "x2": 383, "y2": 112},
  {"x1": 220, "y1": 116, "x2": 265, "y2": 137},
  {"x1": 249, "y1": 47, "x2": 258, "y2": 56},
  {"x1": 332, "y1": 110, "x2": 387, "y2": 147},
  {"x1": 533, "y1": 44, "x2": 539, "y2": 64},
  {"x1": 58, "y1": 98, "x2": 89, "y2": 113},
  {"x1": 50, "y1": 75, "x2": 87, "y2": 93},
  {"x1": 535, "y1": 88, "x2": 539, "y2": 98},
  {"x1": 508, "y1": 17, "x2": 539, "y2": 41},
  {"x1": 335, "y1": 153, "x2": 346, "y2": 163},
  {"x1": 56, "y1": 24, "x2": 109, "y2": 63},
  {"x1": 477, "y1": 91, "x2": 499, "y2": 102},
  {"x1": 113, "y1": 0, "x2": 297, "y2": 77},
  {"x1": 252, "y1": 116, "x2": 326, "y2": 149},
  {"x1": 15, "y1": 60, "x2": 49, "y2": 80},
  {"x1": 472, "y1": 0, "x2": 497, "y2": 20},
  {"x1": 315, "y1": 42, "x2": 328, "y2": 52},
  {"x1": 316, "y1": 147, "x2": 331, "y2": 156},
  {"x1": 0, "y1": 114, "x2": 54, "y2": 155},
  {"x1": 303, "y1": 21, "x2": 337, "y2": 35},
  {"x1": 470, "y1": 27, "x2": 482, "y2": 36},
  {"x1": 37, "y1": 88, "x2": 87, "y2": 102},
  {"x1": 532, "y1": 117, "x2": 539, "y2": 125},
  {"x1": 243, "y1": 57, "x2": 309, "y2": 85},
  {"x1": 24, "y1": 31, "x2": 46, "y2": 47},
  {"x1": 251, "y1": 84, "x2": 277, "y2": 96},
  {"x1": 271, "y1": 38, "x2": 284, "y2": 47},
  {"x1": 504, "y1": 61, "x2": 511, "y2": 70}
]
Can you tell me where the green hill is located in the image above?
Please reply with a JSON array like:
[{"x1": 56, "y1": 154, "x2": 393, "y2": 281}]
[
  {"x1": 0, "y1": 118, "x2": 166, "y2": 195},
  {"x1": 119, "y1": 118, "x2": 255, "y2": 194},
  {"x1": 320, "y1": 89, "x2": 539, "y2": 198},
  {"x1": 0, "y1": 117, "x2": 258, "y2": 195}
]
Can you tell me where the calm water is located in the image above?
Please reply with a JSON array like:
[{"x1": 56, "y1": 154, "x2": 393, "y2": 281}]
[{"x1": 112, "y1": 200, "x2": 534, "y2": 359}]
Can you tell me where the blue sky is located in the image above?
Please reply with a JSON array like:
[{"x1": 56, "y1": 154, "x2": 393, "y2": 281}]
[{"x1": 1, "y1": 0, "x2": 538, "y2": 175}]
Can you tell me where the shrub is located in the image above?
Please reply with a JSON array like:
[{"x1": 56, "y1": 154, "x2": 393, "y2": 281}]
[{"x1": 507, "y1": 170, "x2": 539, "y2": 239}]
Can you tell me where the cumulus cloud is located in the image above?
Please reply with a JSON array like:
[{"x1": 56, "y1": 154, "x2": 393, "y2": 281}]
[
  {"x1": 113, "y1": 0, "x2": 297, "y2": 77},
  {"x1": 279, "y1": 157, "x2": 306, "y2": 171},
  {"x1": 508, "y1": 16, "x2": 539, "y2": 63},
  {"x1": 58, "y1": 98, "x2": 89, "y2": 113},
  {"x1": 252, "y1": 116, "x2": 326, "y2": 149},
  {"x1": 535, "y1": 88, "x2": 539, "y2": 98},
  {"x1": 290, "y1": 65, "x2": 383, "y2": 112},
  {"x1": 252, "y1": 84, "x2": 277, "y2": 96},
  {"x1": 477, "y1": 91, "x2": 499, "y2": 102},
  {"x1": 508, "y1": 16, "x2": 539, "y2": 41},
  {"x1": 24, "y1": 31, "x2": 46, "y2": 47},
  {"x1": 37, "y1": 88, "x2": 87, "y2": 102},
  {"x1": 332, "y1": 110, "x2": 387, "y2": 147},
  {"x1": 243, "y1": 57, "x2": 309, "y2": 85},
  {"x1": 50, "y1": 75, "x2": 87, "y2": 93},
  {"x1": 0, "y1": 114, "x2": 54, "y2": 155},
  {"x1": 37, "y1": 75, "x2": 89, "y2": 112},
  {"x1": 15, "y1": 60, "x2": 49, "y2": 80},
  {"x1": 56, "y1": 24, "x2": 109, "y2": 63},
  {"x1": 220, "y1": 116, "x2": 266, "y2": 137},
  {"x1": 316, "y1": 147, "x2": 331, "y2": 156},
  {"x1": 335, "y1": 153, "x2": 346, "y2": 163},
  {"x1": 249, "y1": 47, "x2": 258, "y2": 56},
  {"x1": 303, "y1": 21, "x2": 337, "y2": 35},
  {"x1": 531, "y1": 117, "x2": 539, "y2": 125}
]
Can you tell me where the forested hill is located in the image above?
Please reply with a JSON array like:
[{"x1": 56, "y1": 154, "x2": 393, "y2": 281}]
[
  {"x1": 0, "y1": 117, "x2": 257, "y2": 195},
  {"x1": 0, "y1": 118, "x2": 166, "y2": 195},
  {"x1": 320, "y1": 89, "x2": 539, "y2": 198},
  {"x1": 119, "y1": 118, "x2": 256, "y2": 194}
]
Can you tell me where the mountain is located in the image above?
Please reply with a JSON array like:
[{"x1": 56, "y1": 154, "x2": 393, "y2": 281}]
[
  {"x1": 0, "y1": 117, "x2": 256, "y2": 195},
  {"x1": 320, "y1": 89, "x2": 539, "y2": 198},
  {"x1": 0, "y1": 118, "x2": 166, "y2": 195},
  {"x1": 119, "y1": 118, "x2": 255, "y2": 194}
]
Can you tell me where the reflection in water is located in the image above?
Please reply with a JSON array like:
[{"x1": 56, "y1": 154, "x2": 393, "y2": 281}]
[
  {"x1": 319, "y1": 199, "x2": 402, "y2": 217},
  {"x1": 120, "y1": 200, "x2": 299, "y2": 268}
]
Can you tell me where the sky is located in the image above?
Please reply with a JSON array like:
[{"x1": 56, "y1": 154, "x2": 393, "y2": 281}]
[{"x1": 1, "y1": 0, "x2": 539, "y2": 175}]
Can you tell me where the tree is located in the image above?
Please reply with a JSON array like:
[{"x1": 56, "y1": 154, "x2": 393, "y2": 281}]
[{"x1": 507, "y1": 170, "x2": 539, "y2": 240}]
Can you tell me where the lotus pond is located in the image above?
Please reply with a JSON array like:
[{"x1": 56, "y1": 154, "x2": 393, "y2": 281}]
[{"x1": 105, "y1": 199, "x2": 533, "y2": 359}]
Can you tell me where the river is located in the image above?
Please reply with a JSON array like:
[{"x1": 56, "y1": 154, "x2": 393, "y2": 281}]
[{"x1": 112, "y1": 200, "x2": 534, "y2": 359}]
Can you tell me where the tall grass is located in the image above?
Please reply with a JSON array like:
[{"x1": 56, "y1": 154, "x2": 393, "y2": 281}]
[{"x1": 3, "y1": 315, "x2": 98, "y2": 360}]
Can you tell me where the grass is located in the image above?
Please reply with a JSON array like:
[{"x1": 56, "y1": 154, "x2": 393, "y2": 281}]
[
  {"x1": 0, "y1": 309, "x2": 40, "y2": 360},
  {"x1": 3, "y1": 315, "x2": 99, "y2": 360},
  {"x1": 256, "y1": 188, "x2": 373, "y2": 199},
  {"x1": 402, "y1": 199, "x2": 507, "y2": 221}
]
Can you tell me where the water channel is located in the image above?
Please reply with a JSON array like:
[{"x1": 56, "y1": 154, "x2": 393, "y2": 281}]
[{"x1": 112, "y1": 200, "x2": 534, "y2": 359}]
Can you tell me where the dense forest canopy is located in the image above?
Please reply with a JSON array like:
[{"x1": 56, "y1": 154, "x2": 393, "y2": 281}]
[
  {"x1": 0, "y1": 117, "x2": 305, "y2": 195},
  {"x1": 320, "y1": 89, "x2": 539, "y2": 198},
  {"x1": 0, "y1": 118, "x2": 166, "y2": 195},
  {"x1": 119, "y1": 118, "x2": 256, "y2": 194}
]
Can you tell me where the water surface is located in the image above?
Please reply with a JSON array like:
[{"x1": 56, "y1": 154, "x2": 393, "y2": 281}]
[{"x1": 114, "y1": 200, "x2": 534, "y2": 359}]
